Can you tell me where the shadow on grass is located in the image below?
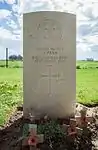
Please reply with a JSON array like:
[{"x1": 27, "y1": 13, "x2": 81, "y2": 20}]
[{"x1": 79, "y1": 102, "x2": 98, "y2": 108}]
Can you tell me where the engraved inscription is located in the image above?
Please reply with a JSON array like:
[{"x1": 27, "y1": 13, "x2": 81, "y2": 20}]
[
  {"x1": 32, "y1": 46, "x2": 67, "y2": 64},
  {"x1": 36, "y1": 47, "x2": 64, "y2": 51},
  {"x1": 26, "y1": 19, "x2": 64, "y2": 40},
  {"x1": 37, "y1": 19, "x2": 63, "y2": 39},
  {"x1": 32, "y1": 55, "x2": 67, "y2": 63}
]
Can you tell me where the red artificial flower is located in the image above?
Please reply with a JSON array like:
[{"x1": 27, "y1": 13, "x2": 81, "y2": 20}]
[{"x1": 28, "y1": 135, "x2": 37, "y2": 146}]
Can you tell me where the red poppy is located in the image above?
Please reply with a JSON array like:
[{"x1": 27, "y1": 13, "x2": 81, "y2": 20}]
[
  {"x1": 68, "y1": 127, "x2": 77, "y2": 137},
  {"x1": 28, "y1": 135, "x2": 37, "y2": 146}
]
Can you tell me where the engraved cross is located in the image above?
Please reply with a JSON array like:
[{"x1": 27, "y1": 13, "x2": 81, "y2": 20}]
[{"x1": 41, "y1": 65, "x2": 60, "y2": 96}]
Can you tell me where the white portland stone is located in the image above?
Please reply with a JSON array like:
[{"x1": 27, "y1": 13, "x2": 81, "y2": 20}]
[{"x1": 23, "y1": 11, "x2": 76, "y2": 118}]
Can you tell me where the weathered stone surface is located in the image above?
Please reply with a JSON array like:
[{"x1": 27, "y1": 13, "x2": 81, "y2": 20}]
[{"x1": 23, "y1": 11, "x2": 76, "y2": 118}]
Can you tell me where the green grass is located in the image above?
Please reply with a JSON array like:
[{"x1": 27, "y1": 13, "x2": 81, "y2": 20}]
[
  {"x1": 77, "y1": 60, "x2": 98, "y2": 69},
  {"x1": 0, "y1": 60, "x2": 23, "y2": 68},
  {"x1": 0, "y1": 67, "x2": 23, "y2": 125},
  {"x1": 0, "y1": 60, "x2": 98, "y2": 126},
  {"x1": 77, "y1": 68, "x2": 98, "y2": 105},
  {"x1": 76, "y1": 61, "x2": 98, "y2": 105}
]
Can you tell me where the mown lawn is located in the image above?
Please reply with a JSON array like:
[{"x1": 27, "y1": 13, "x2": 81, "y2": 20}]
[
  {"x1": 0, "y1": 67, "x2": 23, "y2": 125},
  {"x1": 0, "y1": 60, "x2": 98, "y2": 126},
  {"x1": 77, "y1": 68, "x2": 98, "y2": 105},
  {"x1": 0, "y1": 60, "x2": 23, "y2": 68},
  {"x1": 76, "y1": 60, "x2": 98, "y2": 105},
  {"x1": 77, "y1": 60, "x2": 98, "y2": 69}
]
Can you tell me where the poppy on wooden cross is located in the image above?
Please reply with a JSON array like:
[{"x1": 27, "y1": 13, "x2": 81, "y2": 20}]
[
  {"x1": 28, "y1": 135, "x2": 38, "y2": 146},
  {"x1": 75, "y1": 116, "x2": 93, "y2": 128},
  {"x1": 22, "y1": 123, "x2": 44, "y2": 147},
  {"x1": 67, "y1": 119, "x2": 83, "y2": 138},
  {"x1": 68, "y1": 119, "x2": 77, "y2": 138},
  {"x1": 75, "y1": 107, "x2": 93, "y2": 128}
]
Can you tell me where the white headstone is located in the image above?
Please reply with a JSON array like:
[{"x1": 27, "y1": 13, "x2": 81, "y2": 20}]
[{"x1": 23, "y1": 11, "x2": 76, "y2": 118}]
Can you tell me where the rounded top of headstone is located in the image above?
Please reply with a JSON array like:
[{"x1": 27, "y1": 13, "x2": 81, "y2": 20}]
[{"x1": 23, "y1": 11, "x2": 76, "y2": 17}]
